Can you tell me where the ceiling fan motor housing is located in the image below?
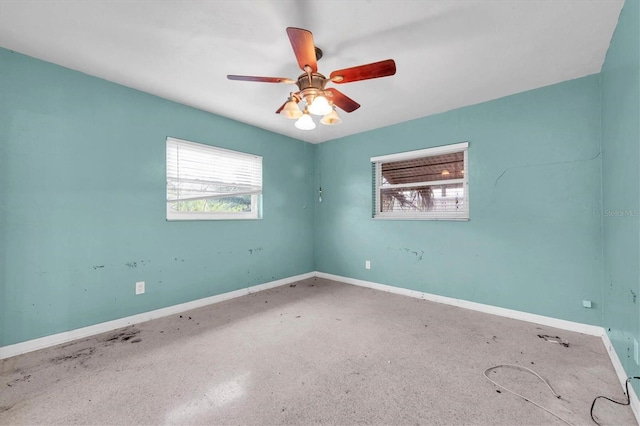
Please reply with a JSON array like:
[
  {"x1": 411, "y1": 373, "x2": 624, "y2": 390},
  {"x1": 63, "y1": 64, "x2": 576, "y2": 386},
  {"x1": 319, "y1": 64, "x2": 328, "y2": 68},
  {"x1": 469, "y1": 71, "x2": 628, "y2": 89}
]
[{"x1": 296, "y1": 72, "x2": 329, "y2": 105}]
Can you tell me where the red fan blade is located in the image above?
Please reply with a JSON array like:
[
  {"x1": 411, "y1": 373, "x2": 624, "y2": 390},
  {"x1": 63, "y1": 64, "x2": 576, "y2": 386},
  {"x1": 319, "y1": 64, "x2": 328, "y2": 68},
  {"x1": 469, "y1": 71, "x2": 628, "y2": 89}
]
[
  {"x1": 275, "y1": 101, "x2": 287, "y2": 114},
  {"x1": 330, "y1": 59, "x2": 396, "y2": 84},
  {"x1": 325, "y1": 88, "x2": 360, "y2": 113},
  {"x1": 286, "y1": 27, "x2": 317, "y2": 73},
  {"x1": 227, "y1": 75, "x2": 295, "y2": 84}
]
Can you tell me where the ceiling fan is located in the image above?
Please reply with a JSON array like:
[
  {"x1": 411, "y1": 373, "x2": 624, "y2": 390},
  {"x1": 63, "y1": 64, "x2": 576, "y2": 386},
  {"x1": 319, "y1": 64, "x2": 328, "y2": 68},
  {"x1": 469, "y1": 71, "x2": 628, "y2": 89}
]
[{"x1": 227, "y1": 27, "x2": 396, "y2": 130}]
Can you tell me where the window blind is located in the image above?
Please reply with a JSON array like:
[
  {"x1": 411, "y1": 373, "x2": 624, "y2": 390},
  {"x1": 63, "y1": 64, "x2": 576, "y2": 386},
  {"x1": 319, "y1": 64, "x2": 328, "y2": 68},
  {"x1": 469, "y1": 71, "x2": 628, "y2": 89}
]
[
  {"x1": 166, "y1": 137, "x2": 262, "y2": 203},
  {"x1": 371, "y1": 143, "x2": 469, "y2": 220}
]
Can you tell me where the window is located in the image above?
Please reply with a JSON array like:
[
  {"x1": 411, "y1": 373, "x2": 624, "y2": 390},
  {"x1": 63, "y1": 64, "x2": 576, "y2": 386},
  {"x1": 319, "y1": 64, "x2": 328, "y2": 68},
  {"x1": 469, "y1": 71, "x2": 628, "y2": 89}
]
[
  {"x1": 166, "y1": 137, "x2": 262, "y2": 221},
  {"x1": 371, "y1": 142, "x2": 468, "y2": 220}
]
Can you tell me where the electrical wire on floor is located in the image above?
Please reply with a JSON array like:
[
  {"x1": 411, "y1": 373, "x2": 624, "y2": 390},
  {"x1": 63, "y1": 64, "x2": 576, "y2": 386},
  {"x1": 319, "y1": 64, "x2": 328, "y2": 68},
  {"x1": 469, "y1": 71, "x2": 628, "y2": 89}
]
[
  {"x1": 483, "y1": 364, "x2": 574, "y2": 426},
  {"x1": 590, "y1": 376, "x2": 640, "y2": 426}
]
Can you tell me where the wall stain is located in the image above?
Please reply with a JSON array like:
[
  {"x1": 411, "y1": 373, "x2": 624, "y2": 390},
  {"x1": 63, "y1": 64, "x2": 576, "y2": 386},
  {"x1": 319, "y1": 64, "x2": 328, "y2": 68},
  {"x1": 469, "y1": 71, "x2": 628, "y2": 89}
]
[
  {"x1": 412, "y1": 250, "x2": 424, "y2": 261},
  {"x1": 249, "y1": 247, "x2": 264, "y2": 255},
  {"x1": 400, "y1": 248, "x2": 424, "y2": 261},
  {"x1": 92, "y1": 265, "x2": 104, "y2": 270},
  {"x1": 127, "y1": 260, "x2": 150, "y2": 267},
  {"x1": 631, "y1": 290, "x2": 637, "y2": 304}
]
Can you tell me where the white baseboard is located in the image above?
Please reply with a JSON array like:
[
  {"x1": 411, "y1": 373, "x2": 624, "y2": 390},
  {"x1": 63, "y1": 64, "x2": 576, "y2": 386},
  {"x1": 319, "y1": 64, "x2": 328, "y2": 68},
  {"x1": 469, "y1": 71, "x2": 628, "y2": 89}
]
[
  {"x1": 317, "y1": 271, "x2": 639, "y2": 425},
  {"x1": 316, "y1": 272, "x2": 603, "y2": 336},
  {"x1": 602, "y1": 332, "x2": 640, "y2": 422},
  {"x1": 0, "y1": 272, "x2": 314, "y2": 360}
]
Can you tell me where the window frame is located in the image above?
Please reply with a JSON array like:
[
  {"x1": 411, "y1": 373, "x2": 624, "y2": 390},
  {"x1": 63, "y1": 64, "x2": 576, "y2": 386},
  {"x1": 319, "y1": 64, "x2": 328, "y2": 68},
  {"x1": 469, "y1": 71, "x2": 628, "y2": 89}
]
[
  {"x1": 166, "y1": 137, "x2": 263, "y2": 221},
  {"x1": 371, "y1": 142, "x2": 469, "y2": 221}
]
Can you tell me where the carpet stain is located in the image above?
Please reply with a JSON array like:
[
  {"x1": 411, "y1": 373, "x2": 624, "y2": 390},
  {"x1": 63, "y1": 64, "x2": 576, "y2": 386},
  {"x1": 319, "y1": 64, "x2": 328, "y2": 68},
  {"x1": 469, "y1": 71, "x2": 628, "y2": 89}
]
[
  {"x1": 537, "y1": 334, "x2": 569, "y2": 347},
  {"x1": 50, "y1": 347, "x2": 95, "y2": 364},
  {"x1": 6, "y1": 374, "x2": 31, "y2": 387},
  {"x1": 105, "y1": 327, "x2": 140, "y2": 344}
]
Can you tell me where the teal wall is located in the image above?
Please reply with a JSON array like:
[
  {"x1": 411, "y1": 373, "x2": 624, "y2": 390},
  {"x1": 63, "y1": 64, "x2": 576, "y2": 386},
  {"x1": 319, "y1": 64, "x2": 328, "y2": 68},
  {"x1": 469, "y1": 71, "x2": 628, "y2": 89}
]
[
  {"x1": 601, "y1": 0, "x2": 640, "y2": 389},
  {"x1": 0, "y1": 48, "x2": 315, "y2": 347},
  {"x1": 314, "y1": 75, "x2": 603, "y2": 325}
]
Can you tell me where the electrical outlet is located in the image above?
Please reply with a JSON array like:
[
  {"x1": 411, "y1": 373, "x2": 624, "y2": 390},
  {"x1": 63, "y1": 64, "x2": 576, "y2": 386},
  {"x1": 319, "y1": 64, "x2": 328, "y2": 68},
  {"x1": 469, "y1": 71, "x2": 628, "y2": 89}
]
[
  {"x1": 365, "y1": 260, "x2": 371, "y2": 270},
  {"x1": 634, "y1": 339, "x2": 639, "y2": 365},
  {"x1": 135, "y1": 281, "x2": 145, "y2": 295}
]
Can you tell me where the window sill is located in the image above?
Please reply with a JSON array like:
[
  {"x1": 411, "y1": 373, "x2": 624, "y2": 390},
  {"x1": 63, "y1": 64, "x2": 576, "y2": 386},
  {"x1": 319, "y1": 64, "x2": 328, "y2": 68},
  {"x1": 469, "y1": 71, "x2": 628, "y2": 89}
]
[
  {"x1": 167, "y1": 215, "x2": 262, "y2": 221},
  {"x1": 373, "y1": 216, "x2": 469, "y2": 221}
]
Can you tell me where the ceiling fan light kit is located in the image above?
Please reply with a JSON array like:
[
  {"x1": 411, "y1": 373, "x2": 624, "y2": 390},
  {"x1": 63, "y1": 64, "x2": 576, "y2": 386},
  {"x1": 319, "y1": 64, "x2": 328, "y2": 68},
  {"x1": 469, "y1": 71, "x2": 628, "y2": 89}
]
[
  {"x1": 294, "y1": 108, "x2": 316, "y2": 130},
  {"x1": 307, "y1": 94, "x2": 332, "y2": 116},
  {"x1": 320, "y1": 107, "x2": 342, "y2": 126},
  {"x1": 280, "y1": 96, "x2": 303, "y2": 119},
  {"x1": 228, "y1": 27, "x2": 396, "y2": 131}
]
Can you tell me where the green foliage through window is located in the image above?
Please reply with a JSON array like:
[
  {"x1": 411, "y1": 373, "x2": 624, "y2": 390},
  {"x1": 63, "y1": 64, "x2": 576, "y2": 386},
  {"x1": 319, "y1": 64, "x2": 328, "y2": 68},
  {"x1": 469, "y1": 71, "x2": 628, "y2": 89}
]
[{"x1": 170, "y1": 196, "x2": 252, "y2": 213}]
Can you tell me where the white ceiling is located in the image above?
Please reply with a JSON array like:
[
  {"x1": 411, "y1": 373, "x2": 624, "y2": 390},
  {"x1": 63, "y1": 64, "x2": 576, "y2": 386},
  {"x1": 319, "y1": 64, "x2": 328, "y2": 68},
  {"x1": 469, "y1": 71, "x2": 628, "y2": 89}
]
[{"x1": 0, "y1": 0, "x2": 624, "y2": 143}]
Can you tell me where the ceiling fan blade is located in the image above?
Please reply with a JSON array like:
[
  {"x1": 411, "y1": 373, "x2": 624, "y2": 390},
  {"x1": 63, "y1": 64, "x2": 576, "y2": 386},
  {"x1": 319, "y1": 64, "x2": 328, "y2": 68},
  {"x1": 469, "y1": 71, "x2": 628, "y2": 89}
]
[
  {"x1": 227, "y1": 75, "x2": 295, "y2": 84},
  {"x1": 329, "y1": 59, "x2": 396, "y2": 84},
  {"x1": 275, "y1": 101, "x2": 287, "y2": 114},
  {"x1": 286, "y1": 27, "x2": 317, "y2": 73},
  {"x1": 325, "y1": 88, "x2": 360, "y2": 113}
]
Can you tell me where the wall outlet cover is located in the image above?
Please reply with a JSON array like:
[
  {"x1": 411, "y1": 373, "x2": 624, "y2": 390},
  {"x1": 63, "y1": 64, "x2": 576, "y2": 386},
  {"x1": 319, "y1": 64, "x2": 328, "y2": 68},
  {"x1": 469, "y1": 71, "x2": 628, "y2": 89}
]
[
  {"x1": 634, "y1": 339, "x2": 639, "y2": 365},
  {"x1": 135, "y1": 281, "x2": 145, "y2": 295},
  {"x1": 582, "y1": 300, "x2": 592, "y2": 308},
  {"x1": 365, "y1": 260, "x2": 371, "y2": 270}
]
